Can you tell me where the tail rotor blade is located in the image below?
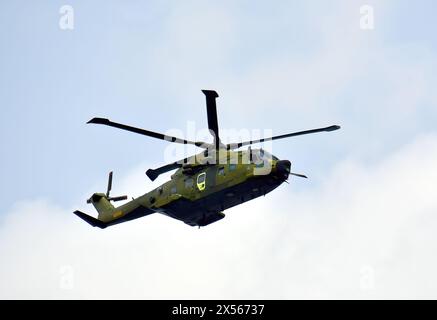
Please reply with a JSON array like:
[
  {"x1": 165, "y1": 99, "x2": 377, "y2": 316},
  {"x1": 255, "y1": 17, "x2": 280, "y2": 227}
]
[
  {"x1": 108, "y1": 195, "x2": 128, "y2": 202},
  {"x1": 106, "y1": 171, "x2": 113, "y2": 197}
]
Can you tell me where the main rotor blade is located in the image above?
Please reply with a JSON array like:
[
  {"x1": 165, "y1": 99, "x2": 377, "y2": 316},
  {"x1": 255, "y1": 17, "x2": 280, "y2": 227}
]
[
  {"x1": 146, "y1": 163, "x2": 181, "y2": 182},
  {"x1": 87, "y1": 118, "x2": 206, "y2": 147},
  {"x1": 106, "y1": 171, "x2": 113, "y2": 197},
  {"x1": 226, "y1": 125, "x2": 341, "y2": 149},
  {"x1": 145, "y1": 156, "x2": 194, "y2": 181},
  {"x1": 202, "y1": 90, "x2": 220, "y2": 148}
]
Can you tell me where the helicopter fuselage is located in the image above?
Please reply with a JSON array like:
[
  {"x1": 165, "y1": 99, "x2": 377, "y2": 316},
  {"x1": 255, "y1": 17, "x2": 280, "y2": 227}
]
[
  {"x1": 85, "y1": 149, "x2": 291, "y2": 228},
  {"x1": 73, "y1": 89, "x2": 339, "y2": 229}
]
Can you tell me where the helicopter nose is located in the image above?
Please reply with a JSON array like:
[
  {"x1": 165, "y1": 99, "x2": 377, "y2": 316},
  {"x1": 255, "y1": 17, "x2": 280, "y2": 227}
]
[{"x1": 276, "y1": 160, "x2": 291, "y2": 178}]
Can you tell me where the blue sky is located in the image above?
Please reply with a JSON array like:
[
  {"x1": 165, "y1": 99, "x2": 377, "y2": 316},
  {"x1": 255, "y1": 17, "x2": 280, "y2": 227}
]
[
  {"x1": 1, "y1": 0, "x2": 435, "y2": 209},
  {"x1": 1, "y1": 0, "x2": 437, "y2": 298}
]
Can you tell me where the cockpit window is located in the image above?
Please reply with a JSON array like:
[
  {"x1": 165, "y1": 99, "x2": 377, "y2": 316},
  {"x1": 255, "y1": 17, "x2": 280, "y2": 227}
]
[
  {"x1": 251, "y1": 151, "x2": 262, "y2": 165},
  {"x1": 218, "y1": 167, "x2": 225, "y2": 176},
  {"x1": 252, "y1": 149, "x2": 278, "y2": 162},
  {"x1": 263, "y1": 150, "x2": 278, "y2": 160}
]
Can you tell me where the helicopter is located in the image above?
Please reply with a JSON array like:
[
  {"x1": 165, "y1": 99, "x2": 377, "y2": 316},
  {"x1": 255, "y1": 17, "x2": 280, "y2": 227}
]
[{"x1": 74, "y1": 90, "x2": 340, "y2": 228}]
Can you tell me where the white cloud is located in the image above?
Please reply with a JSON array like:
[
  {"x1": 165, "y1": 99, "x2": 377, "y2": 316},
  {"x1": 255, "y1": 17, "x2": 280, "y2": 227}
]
[
  {"x1": 1, "y1": 134, "x2": 437, "y2": 299},
  {"x1": 1, "y1": 0, "x2": 436, "y2": 300}
]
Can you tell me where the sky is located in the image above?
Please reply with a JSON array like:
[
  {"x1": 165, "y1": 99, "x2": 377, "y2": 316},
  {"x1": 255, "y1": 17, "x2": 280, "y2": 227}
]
[{"x1": 0, "y1": 0, "x2": 437, "y2": 299}]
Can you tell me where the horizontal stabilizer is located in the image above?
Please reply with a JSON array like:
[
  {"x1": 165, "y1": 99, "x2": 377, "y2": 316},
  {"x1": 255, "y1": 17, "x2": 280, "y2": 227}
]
[{"x1": 73, "y1": 210, "x2": 107, "y2": 229}]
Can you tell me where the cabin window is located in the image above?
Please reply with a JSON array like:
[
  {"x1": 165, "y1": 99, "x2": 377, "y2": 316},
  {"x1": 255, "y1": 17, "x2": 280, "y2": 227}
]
[
  {"x1": 185, "y1": 178, "x2": 193, "y2": 188},
  {"x1": 170, "y1": 186, "x2": 177, "y2": 194},
  {"x1": 197, "y1": 172, "x2": 206, "y2": 191},
  {"x1": 218, "y1": 167, "x2": 225, "y2": 176},
  {"x1": 229, "y1": 164, "x2": 237, "y2": 171}
]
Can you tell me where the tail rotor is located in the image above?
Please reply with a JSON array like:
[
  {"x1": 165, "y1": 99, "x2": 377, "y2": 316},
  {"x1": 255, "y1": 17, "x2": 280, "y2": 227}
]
[
  {"x1": 105, "y1": 171, "x2": 128, "y2": 202},
  {"x1": 87, "y1": 171, "x2": 127, "y2": 204}
]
